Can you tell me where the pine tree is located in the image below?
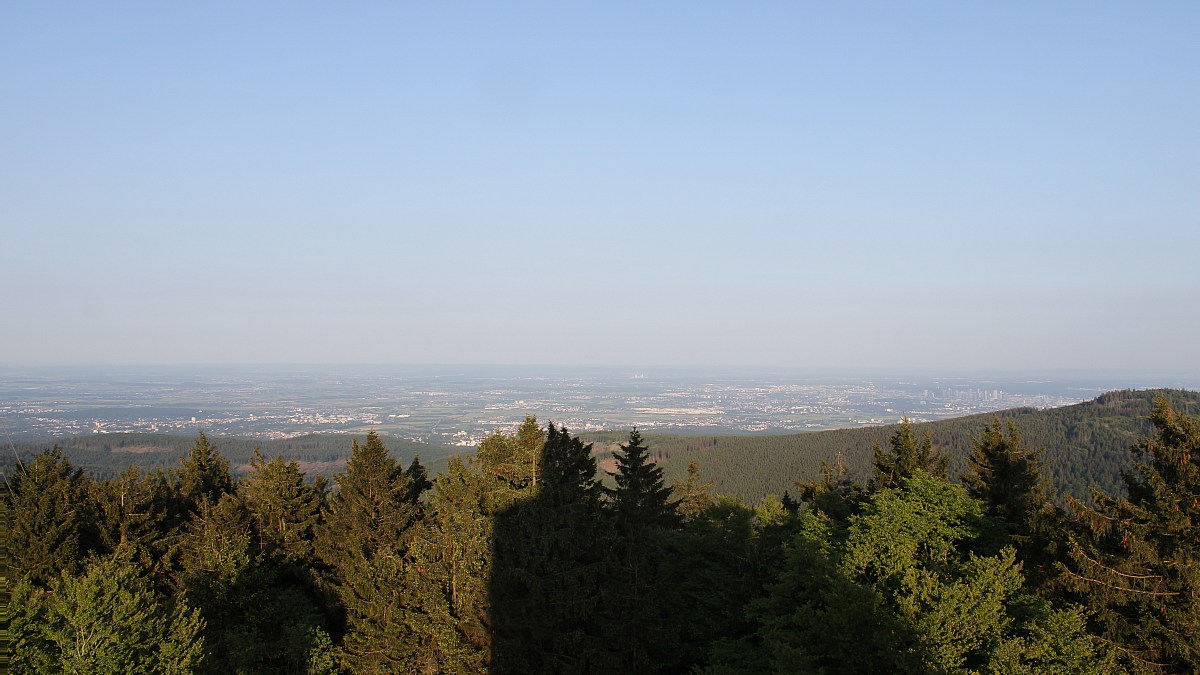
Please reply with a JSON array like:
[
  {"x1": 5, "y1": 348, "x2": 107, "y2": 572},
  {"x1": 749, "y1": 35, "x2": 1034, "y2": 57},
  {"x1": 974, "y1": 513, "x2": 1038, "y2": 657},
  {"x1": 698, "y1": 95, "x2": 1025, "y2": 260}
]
[
  {"x1": 2, "y1": 447, "x2": 88, "y2": 586},
  {"x1": 603, "y1": 429, "x2": 682, "y2": 672},
  {"x1": 868, "y1": 418, "x2": 948, "y2": 492},
  {"x1": 176, "y1": 492, "x2": 337, "y2": 674},
  {"x1": 176, "y1": 431, "x2": 235, "y2": 517},
  {"x1": 87, "y1": 466, "x2": 176, "y2": 580},
  {"x1": 1061, "y1": 399, "x2": 1200, "y2": 672},
  {"x1": 477, "y1": 415, "x2": 545, "y2": 493},
  {"x1": 316, "y1": 430, "x2": 416, "y2": 570},
  {"x1": 491, "y1": 423, "x2": 614, "y2": 674},
  {"x1": 314, "y1": 430, "x2": 419, "y2": 673},
  {"x1": 389, "y1": 456, "x2": 496, "y2": 672},
  {"x1": 404, "y1": 454, "x2": 434, "y2": 504},
  {"x1": 673, "y1": 459, "x2": 715, "y2": 523},
  {"x1": 241, "y1": 450, "x2": 321, "y2": 564},
  {"x1": 606, "y1": 428, "x2": 680, "y2": 532},
  {"x1": 796, "y1": 452, "x2": 863, "y2": 526},
  {"x1": 961, "y1": 418, "x2": 1062, "y2": 588},
  {"x1": 18, "y1": 548, "x2": 206, "y2": 674}
]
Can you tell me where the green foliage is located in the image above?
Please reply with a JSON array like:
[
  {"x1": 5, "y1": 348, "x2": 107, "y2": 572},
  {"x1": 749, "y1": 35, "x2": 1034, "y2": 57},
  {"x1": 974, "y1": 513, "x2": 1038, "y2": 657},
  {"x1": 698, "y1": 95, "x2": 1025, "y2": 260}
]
[
  {"x1": 868, "y1": 418, "x2": 949, "y2": 492},
  {"x1": 2, "y1": 447, "x2": 88, "y2": 586},
  {"x1": 241, "y1": 450, "x2": 322, "y2": 564},
  {"x1": 672, "y1": 458, "x2": 714, "y2": 522},
  {"x1": 87, "y1": 466, "x2": 175, "y2": 559},
  {"x1": 1061, "y1": 398, "x2": 1200, "y2": 673},
  {"x1": 607, "y1": 427, "x2": 679, "y2": 532},
  {"x1": 176, "y1": 491, "x2": 337, "y2": 674},
  {"x1": 714, "y1": 472, "x2": 1107, "y2": 674},
  {"x1": 962, "y1": 417, "x2": 1064, "y2": 589},
  {"x1": 176, "y1": 431, "x2": 235, "y2": 516},
  {"x1": 316, "y1": 431, "x2": 417, "y2": 571},
  {"x1": 314, "y1": 430, "x2": 420, "y2": 673},
  {"x1": 963, "y1": 418, "x2": 1049, "y2": 523},
  {"x1": 15, "y1": 549, "x2": 205, "y2": 674},
  {"x1": 491, "y1": 423, "x2": 615, "y2": 673},
  {"x1": 391, "y1": 455, "x2": 496, "y2": 672},
  {"x1": 476, "y1": 415, "x2": 545, "y2": 493}
]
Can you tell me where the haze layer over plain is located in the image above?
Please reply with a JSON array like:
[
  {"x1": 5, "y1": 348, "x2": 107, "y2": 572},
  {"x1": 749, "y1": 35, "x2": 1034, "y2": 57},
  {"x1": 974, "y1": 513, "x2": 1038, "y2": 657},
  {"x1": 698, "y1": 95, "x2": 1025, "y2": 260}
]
[{"x1": 2, "y1": 3, "x2": 1197, "y2": 370}]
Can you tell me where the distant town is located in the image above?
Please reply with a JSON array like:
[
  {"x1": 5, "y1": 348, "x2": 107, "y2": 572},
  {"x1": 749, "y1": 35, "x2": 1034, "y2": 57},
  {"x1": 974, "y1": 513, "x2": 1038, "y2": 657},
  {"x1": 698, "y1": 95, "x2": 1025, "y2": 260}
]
[{"x1": 2, "y1": 366, "x2": 1195, "y2": 445}]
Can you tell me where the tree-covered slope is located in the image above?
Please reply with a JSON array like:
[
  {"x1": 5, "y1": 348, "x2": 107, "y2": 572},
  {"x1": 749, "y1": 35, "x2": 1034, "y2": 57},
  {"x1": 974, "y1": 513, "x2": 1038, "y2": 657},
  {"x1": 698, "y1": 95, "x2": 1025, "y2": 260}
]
[
  {"x1": 588, "y1": 389, "x2": 1200, "y2": 503},
  {"x1": 3, "y1": 432, "x2": 458, "y2": 480}
]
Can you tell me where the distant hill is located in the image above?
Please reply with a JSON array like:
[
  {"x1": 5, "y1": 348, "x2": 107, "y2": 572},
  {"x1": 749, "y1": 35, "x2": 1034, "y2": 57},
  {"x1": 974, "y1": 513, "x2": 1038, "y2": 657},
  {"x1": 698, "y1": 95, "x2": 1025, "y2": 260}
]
[
  {"x1": 7, "y1": 389, "x2": 1196, "y2": 505},
  {"x1": 588, "y1": 389, "x2": 1200, "y2": 504},
  {"x1": 2, "y1": 432, "x2": 459, "y2": 480}
]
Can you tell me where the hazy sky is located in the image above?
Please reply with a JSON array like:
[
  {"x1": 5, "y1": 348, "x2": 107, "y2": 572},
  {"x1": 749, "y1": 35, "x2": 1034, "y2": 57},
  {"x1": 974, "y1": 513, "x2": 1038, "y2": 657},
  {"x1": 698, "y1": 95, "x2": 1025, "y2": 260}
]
[{"x1": 3, "y1": 2, "x2": 1197, "y2": 371}]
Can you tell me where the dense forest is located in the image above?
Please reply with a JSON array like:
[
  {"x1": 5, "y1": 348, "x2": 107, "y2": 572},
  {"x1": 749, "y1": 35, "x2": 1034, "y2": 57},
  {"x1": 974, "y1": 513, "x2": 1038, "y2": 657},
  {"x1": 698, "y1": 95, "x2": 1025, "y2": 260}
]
[
  {"x1": 11, "y1": 389, "x2": 1198, "y2": 505},
  {"x1": 585, "y1": 388, "x2": 1200, "y2": 502},
  {"x1": 5, "y1": 392, "x2": 1200, "y2": 672}
]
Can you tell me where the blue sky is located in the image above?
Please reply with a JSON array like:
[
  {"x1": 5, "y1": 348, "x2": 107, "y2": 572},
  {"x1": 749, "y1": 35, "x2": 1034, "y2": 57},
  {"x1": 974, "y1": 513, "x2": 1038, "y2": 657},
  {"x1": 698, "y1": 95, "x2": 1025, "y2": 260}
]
[{"x1": 3, "y1": 2, "x2": 1197, "y2": 371}]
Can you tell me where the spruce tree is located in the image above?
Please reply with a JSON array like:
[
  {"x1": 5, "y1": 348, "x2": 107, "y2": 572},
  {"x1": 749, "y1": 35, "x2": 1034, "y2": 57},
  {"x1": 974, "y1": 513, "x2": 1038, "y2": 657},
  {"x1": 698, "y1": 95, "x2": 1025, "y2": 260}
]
[
  {"x1": 316, "y1": 430, "x2": 416, "y2": 570},
  {"x1": 241, "y1": 451, "x2": 321, "y2": 564},
  {"x1": 2, "y1": 447, "x2": 88, "y2": 586},
  {"x1": 603, "y1": 429, "x2": 682, "y2": 672},
  {"x1": 673, "y1": 459, "x2": 715, "y2": 523},
  {"x1": 491, "y1": 423, "x2": 614, "y2": 674},
  {"x1": 176, "y1": 431, "x2": 235, "y2": 517},
  {"x1": 961, "y1": 418, "x2": 1061, "y2": 587},
  {"x1": 868, "y1": 418, "x2": 948, "y2": 492},
  {"x1": 16, "y1": 548, "x2": 206, "y2": 675},
  {"x1": 607, "y1": 428, "x2": 680, "y2": 532},
  {"x1": 87, "y1": 466, "x2": 176, "y2": 580},
  {"x1": 314, "y1": 431, "x2": 419, "y2": 673},
  {"x1": 1061, "y1": 399, "x2": 1200, "y2": 672}
]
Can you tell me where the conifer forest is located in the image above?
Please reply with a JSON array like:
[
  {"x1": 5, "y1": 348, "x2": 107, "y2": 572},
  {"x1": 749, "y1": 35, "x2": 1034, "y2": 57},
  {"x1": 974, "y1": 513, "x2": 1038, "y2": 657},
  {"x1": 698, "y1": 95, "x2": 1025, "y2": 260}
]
[{"x1": 5, "y1": 395, "x2": 1200, "y2": 674}]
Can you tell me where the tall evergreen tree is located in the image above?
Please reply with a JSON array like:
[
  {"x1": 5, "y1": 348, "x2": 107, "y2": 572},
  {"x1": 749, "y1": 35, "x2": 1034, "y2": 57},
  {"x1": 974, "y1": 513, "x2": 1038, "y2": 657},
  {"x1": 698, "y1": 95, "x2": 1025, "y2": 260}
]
[
  {"x1": 961, "y1": 418, "x2": 1062, "y2": 588},
  {"x1": 314, "y1": 430, "x2": 419, "y2": 673},
  {"x1": 603, "y1": 429, "x2": 683, "y2": 672},
  {"x1": 241, "y1": 450, "x2": 322, "y2": 565},
  {"x1": 1061, "y1": 399, "x2": 1200, "y2": 672},
  {"x1": 2, "y1": 447, "x2": 88, "y2": 586},
  {"x1": 316, "y1": 430, "x2": 416, "y2": 570},
  {"x1": 606, "y1": 428, "x2": 680, "y2": 532},
  {"x1": 868, "y1": 418, "x2": 948, "y2": 492},
  {"x1": 477, "y1": 415, "x2": 545, "y2": 492},
  {"x1": 385, "y1": 456, "x2": 497, "y2": 672},
  {"x1": 176, "y1": 431, "x2": 235, "y2": 517},
  {"x1": 87, "y1": 466, "x2": 176, "y2": 581},
  {"x1": 404, "y1": 454, "x2": 434, "y2": 504},
  {"x1": 14, "y1": 548, "x2": 206, "y2": 675},
  {"x1": 673, "y1": 459, "x2": 715, "y2": 523},
  {"x1": 175, "y1": 492, "x2": 337, "y2": 674},
  {"x1": 491, "y1": 423, "x2": 614, "y2": 674}
]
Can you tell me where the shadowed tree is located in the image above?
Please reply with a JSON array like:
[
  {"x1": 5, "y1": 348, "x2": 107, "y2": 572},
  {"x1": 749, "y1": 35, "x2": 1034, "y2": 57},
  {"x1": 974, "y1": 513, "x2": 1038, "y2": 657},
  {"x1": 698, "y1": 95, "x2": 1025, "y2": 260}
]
[
  {"x1": 607, "y1": 428, "x2": 680, "y2": 532},
  {"x1": 492, "y1": 423, "x2": 614, "y2": 674},
  {"x1": 604, "y1": 428, "x2": 682, "y2": 673}
]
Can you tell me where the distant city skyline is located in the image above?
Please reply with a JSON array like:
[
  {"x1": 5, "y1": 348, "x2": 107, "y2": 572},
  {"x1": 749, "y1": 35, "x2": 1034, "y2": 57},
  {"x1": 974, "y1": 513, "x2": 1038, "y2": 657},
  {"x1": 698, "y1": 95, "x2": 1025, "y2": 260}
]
[{"x1": 3, "y1": 3, "x2": 1197, "y2": 371}]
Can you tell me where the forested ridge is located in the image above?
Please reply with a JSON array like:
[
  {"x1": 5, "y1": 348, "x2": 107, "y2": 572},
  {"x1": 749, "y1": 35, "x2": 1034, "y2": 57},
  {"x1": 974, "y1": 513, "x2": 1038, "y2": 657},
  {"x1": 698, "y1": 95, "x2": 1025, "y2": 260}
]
[
  {"x1": 3, "y1": 433, "x2": 459, "y2": 482},
  {"x1": 9, "y1": 389, "x2": 1197, "y2": 504},
  {"x1": 587, "y1": 388, "x2": 1200, "y2": 502},
  {"x1": 5, "y1": 390, "x2": 1200, "y2": 673}
]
